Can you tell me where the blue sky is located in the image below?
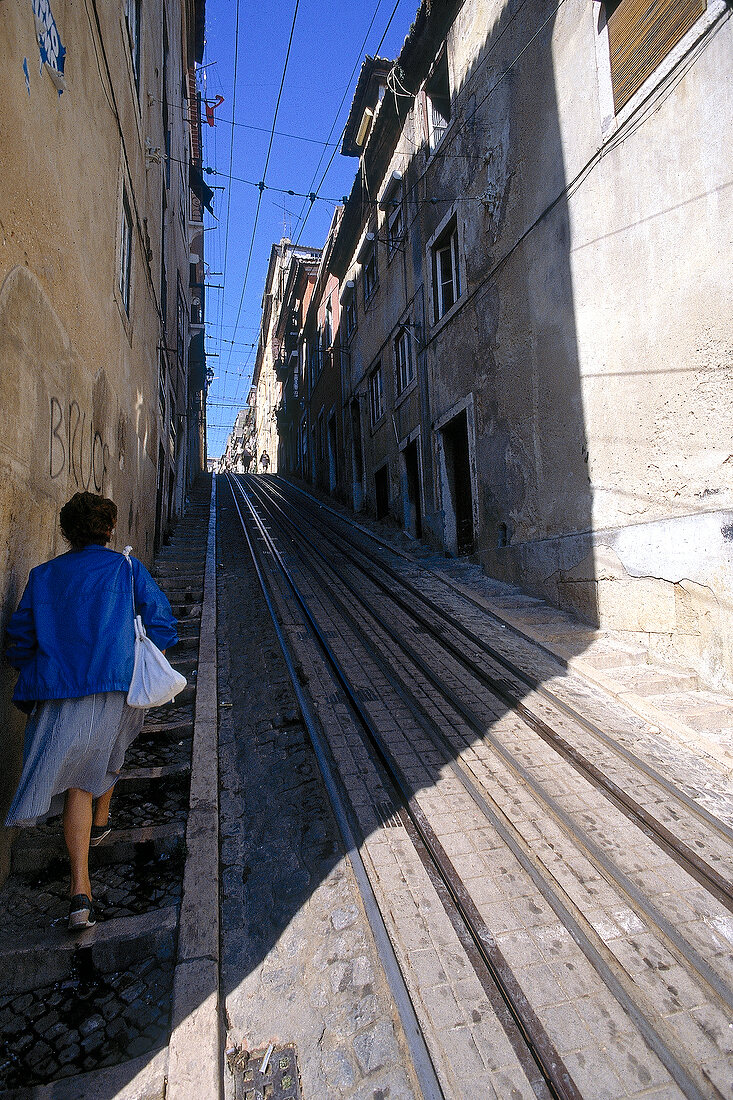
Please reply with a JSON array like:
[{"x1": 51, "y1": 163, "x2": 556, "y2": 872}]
[{"x1": 199, "y1": 0, "x2": 420, "y2": 457}]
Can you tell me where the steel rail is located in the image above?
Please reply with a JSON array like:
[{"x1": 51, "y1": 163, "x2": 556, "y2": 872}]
[
  {"x1": 222, "y1": 475, "x2": 447, "y2": 1100},
  {"x1": 260, "y1": 476, "x2": 733, "y2": 897},
  {"x1": 243, "y1": 474, "x2": 733, "y2": 1022},
  {"x1": 272, "y1": 475, "x2": 733, "y2": 847},
  {"x1": 226, "y1": 474, "x2": 582, "y2": 1100},
  {"x1": 233, "y1": 474, "x2": 717, "y2": 1100}
]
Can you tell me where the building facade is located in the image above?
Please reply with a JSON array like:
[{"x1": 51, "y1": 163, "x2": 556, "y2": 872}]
[
  {"x1": 0, "y1": 0, "x2": 207, "y2": 873},
  {"x1": 250, "y1": 239, "x2": 322, "y2": 473},
  {"x1": 258, "y1": 0, "x2": 733, "y2": 689}
]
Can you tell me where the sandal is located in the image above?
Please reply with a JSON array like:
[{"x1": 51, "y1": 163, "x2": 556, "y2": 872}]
[
  {"x1": 90, "y1": 822, "x2": 111, "y2": 846},
  {"x1": 68, "y1": 894, "x2": 96, "y2": 931}
]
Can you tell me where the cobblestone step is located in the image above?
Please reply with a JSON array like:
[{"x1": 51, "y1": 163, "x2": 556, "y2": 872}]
[
  {"x1": 0, "y1": 478, "x2": 212, "y2": 1096},
  {"x1": 12, "y1": 824, "x2": 185, "y2": 875},
  {"x1": 0, "y1": 907, "x2": 178, "y2": 998}
]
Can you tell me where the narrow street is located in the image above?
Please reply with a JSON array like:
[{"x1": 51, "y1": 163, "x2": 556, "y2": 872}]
[
  {"x1": 2, "y1": 0, "x2": 732, "y2": 1096},
  {"x1": 1, "y1": 476, "x2": 733, "y2": 1098}
]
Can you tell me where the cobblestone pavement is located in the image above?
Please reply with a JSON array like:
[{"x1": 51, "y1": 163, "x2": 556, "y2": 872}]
[
  {"x1": 217, "y1": 484, "x2": 423, "y2": 1100},
  {"x1": 0, "y1": 480, "x2": 210, "y2": 1098}
]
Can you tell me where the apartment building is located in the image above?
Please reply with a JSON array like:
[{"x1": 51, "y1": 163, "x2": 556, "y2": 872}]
[{"x1": 267, "y1": 0, "x2": 733, "y2": 688}]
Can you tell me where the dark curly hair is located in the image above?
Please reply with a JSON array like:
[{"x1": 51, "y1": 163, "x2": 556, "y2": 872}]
[{"x1": 59, "y1": 492, "x2": 117, "y2": 548}]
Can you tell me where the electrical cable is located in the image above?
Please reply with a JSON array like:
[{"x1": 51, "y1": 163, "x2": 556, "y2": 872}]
[
  {"x1": 219, "y1": 0, "x2": 242, "y2": 367},
  {"x1": 221, "y1": 0, "x2": 410, "y2": 431},
  {"x1": 223, "y1": 0, "x2": 302, "y2": 395},
  {"x1": 293, "y1": 0, "x2": 404, "y2": 248},
  {"x1": 152, "y1": 95, "x2": 341, "y2": 147}
]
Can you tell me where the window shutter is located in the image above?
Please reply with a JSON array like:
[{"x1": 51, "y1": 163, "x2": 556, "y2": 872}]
[{"x1": 608, "y1": 0, "x2": 705, "y2": 113}]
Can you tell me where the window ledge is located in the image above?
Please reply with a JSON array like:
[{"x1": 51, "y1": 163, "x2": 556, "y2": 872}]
[
  {"x1": 364, "y1": 284, "x2": 380, "y2": 311},
  {"x1": 394, "y1": 377, "x2": 417, "y2": 409},
  {"x1": 430, "y1": 293, "x2": 464, "y2": 337}
]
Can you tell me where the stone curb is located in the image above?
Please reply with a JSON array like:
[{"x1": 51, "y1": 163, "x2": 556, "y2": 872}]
[{"x1": 166, "y1": 476, "x2": 220, "y2": 1100}]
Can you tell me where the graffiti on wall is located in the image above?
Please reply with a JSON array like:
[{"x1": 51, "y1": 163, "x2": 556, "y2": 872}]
[{"x1": 49, "y1": 397, "x2": 110, "y2": 491}]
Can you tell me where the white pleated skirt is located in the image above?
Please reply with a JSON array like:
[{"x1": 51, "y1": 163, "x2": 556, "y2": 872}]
[{"x1": 5, "y1": 692, "x2": 145, "y2": 827}]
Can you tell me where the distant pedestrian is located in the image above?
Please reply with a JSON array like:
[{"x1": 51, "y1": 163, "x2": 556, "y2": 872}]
[
  {"x1": 4, "y1": 492, "x2": 177, "y2": 931},
  {"x1": 242, "y1": 450, "x2": 252, "y2": 473},
  {"x1": 260, "y1": 451, "x2": 270, "y2": 472}
]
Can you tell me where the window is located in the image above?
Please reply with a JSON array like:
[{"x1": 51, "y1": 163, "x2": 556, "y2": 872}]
[
  {"x1": 395, "y1": 328, "x2": 414, "y2": 394},
  {"x1": 606, "y1": 0, "x2": 706, "y2": 113},
  {"x1": 125, "y1": 0, "x2": 141, "y2": 92},
  {"x1": 345, "y1": 293, "x2": 357, "y2": 340},
  {"x1": 324, "y1": 297, "x2": 333, "y2": 348},
  {"x1": 387, "y1": 198, "x2": 404, "y2": 256},
  {"x1": 308, "y1": 341, "x2": 320, "y2": 392},
  {"x1": 369, "y1": 363, "x2": 385, "y2": 425},
  {"x1": 120, "y1": 189, "x2": 133, "y2": 314},
  {"x1": 363, "y1": 245, "x2": 378, "y2": 304},
  {"x1": 431, "y1": 217, "x2": 461, "y2": 323},
  {"x1": 176, "y1": 279, "x2": 186, "y2": 372},
  {"x1": 426, "y1": 51, "x2": 450, "y2": 151}
]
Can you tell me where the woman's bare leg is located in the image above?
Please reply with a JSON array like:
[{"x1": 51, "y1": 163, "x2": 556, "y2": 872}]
[
  {"x1": 93, "y1": 783, "x2": 116, "y2": 827},
  {"x1": 63, "y1": 788, "x2": 92, "y2": 898}
]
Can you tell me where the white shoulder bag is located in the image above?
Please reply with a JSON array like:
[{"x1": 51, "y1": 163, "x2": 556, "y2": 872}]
[{"x1": 123, "y1": 547, "x2": 187, "y2": 708}]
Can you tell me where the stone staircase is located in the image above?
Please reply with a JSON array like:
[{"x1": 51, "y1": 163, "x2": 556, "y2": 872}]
[{"x1": 0, "y1": 477, "x2": 211, "y2": 1098}]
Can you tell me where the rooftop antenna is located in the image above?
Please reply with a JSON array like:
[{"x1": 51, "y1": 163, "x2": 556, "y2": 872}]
[{"x1": 273, "y1": 200, "x2": 296, "y2": 241}]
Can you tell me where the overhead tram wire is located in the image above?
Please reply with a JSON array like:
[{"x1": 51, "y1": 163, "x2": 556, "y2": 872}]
[
  {"x1": 292, "y1": 0, "x2": 403, "y2": 249},
  {"x1": 223, "y1": 0, "x2": 302, "y2": 400},
  {"x1": 220, "y1": 0, "x2": 407, "y2": 405},
  {"x1": 218, "y1": 0, "x2": 242, "y2": 375},
  {"x1": 151, "y1": 96, "x2": 341, "y2": 148},
  {"x1": 203, "y1": 51, "x2": 228, "y2": 360}
]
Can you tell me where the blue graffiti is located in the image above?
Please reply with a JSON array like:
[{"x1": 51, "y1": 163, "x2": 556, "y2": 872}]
[{"x1": 31, "y1": 0, "x2": 66, "y2": 95}]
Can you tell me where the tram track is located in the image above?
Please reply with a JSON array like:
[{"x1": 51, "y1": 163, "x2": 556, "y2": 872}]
[
  {"x1": 240, "y1": 476, "x2": 733, "y2": 1004},
  {"x1": 274, "y1": 477, "x2": 733, "y2": 832},
  {"x1": 258, "y1": 474, "x2": 733, "y2": 905},
  {"x1": 225, "y1": 472, "x2": 733, "y2": 1100}
]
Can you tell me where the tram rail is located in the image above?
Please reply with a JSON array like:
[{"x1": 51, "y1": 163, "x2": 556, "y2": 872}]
[
  {"x1": 257, "y1": 474, "x2": 733, "y2": 905},
  {"x1": 225, "y1": 472, "x2": 733, "y2": 1100}
]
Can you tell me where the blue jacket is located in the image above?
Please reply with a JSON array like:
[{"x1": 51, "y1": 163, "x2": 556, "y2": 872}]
[{"x1": 6, "y1": 545, "x2": 178, "y2": 707}]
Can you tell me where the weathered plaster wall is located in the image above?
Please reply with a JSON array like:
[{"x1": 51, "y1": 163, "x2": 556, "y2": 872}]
[
  {"x1": 423, "y1": 0, "x2": 733, "y2": 686},
  {"x1": 0, "y1": 1, "x2": 195, "y2": 875}
]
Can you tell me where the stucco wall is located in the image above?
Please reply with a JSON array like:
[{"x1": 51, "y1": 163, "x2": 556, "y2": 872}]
[
  {"x1": 332, "y1": 0, "x2": 732, "y2": 688},
  {"x1": 424, "y1": 0, "x2": 733, "y2": 686},
  {"x1": 0, "y1": 1, "x2": 197, "y2": 876}
]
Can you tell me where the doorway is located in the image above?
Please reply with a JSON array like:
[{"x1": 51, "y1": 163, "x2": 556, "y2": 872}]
[
  {"x1": 439, "y1": 408, "x2": 474, "y2": 555},
  {"x1": 402, "y1": 439, "x2": 423, "y2": 539},
  {"x1": 374, "y1": 463, "x2": 390, "y2": 520},
  {"x1": 327, "y1": 412, "x2": 337, "y2": 493},
  {"x1": 154, "y1": 444, "x2": 165, "y2": 552},
  {"x1": 350, "y1": 398, "x2": 364, "y2": 511}
]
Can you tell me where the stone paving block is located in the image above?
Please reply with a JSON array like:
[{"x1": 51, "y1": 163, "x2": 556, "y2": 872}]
[
  {"x1": 562, "y1": 1044, "x2": 628, "y2": 1100},
  {"x1": 494, "y1": 928, "x2": 536, "y2": 970},
  {"x1": 439, "y1": 1023, "x2": 492, "y2": 1078},
  {"x1": 515, "y1": 961, "x2": 571, "y2": 1012},
  {"x1": 607, "y1": 1031, "x2": 685, "y2": 1093}
]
